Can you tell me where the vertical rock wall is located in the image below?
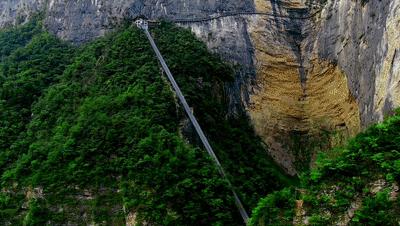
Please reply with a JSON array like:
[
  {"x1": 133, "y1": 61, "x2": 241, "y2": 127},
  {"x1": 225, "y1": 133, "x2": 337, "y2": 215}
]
[
  {"x1": 310, "y1": 0, "x2": 400, "y2": 125},
  {"x1": 244, "y1": 0, "x2": 361, "y2": 174}
]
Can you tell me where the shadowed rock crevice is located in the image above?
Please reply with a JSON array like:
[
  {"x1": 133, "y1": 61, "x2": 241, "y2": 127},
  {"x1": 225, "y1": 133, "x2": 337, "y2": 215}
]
[
  {"x1": 269, "y1": 0, "x2": 308, "y2": 90},
  {"x1": 226, "y1": 18, "x2": 258, "y2": 115}
]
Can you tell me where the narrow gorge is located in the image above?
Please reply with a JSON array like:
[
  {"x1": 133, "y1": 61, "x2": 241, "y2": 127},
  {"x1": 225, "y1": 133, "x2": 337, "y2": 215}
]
[
  {"x1": 1, "y1": 0, "x2": 399, "y2": 175},
  {"x1": 0, "y1": 0, "x2": 399, "y2": 225}
]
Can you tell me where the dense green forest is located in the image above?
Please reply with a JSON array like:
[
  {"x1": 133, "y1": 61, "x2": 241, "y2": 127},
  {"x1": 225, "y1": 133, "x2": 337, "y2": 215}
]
[
  {"x1": 249, "y1": 109, "x2": 400, "y2": 225},
  {"x1": 0, "y1": 18, "x2": 293, "y2": 225}
]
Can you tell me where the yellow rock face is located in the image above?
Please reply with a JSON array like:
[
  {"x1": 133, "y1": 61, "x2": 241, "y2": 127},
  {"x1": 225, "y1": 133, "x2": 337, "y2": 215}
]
[
  {"x1": 254, "y1": 0, "x2": 306, "y2": 13},
  {"x1": 305, "y1": 60, "x2": 361, "y2": 138},
  {"x1": 247, "y1": 16, "x2": 361, "y2": 175},
  {"x1": 254, "y1": 0, "x2": 273, "y2": 12}
]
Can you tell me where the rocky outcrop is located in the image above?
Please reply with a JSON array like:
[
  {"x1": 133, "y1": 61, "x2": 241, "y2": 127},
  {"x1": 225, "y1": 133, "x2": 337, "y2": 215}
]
[{"x1": 0, "y1": 0, "x2": 398, "y2": 175}]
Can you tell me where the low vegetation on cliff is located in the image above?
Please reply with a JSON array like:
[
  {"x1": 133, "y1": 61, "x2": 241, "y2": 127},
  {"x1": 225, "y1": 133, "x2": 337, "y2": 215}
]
[
  {"x1": 0, "y1": 18, "x2": 292, "y2": 225},
  {"x1": 250, "y1": 109, "x2": 400, "y2": 225}
]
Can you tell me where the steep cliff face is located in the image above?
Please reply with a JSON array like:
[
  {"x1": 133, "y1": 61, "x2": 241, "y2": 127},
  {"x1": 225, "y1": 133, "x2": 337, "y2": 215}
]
[
  {"x1": 0, "y1": 0, "x2": 398, "y2": 175},
  {"x1": 245, "y1": 0, "x2": 362, "y2": 174},
  {"x1": 0, "y1": 0, "x2": 255, "y2": 42},
  {"x1": 309, "y1": 0, "x2": 400, "y2": 125}
]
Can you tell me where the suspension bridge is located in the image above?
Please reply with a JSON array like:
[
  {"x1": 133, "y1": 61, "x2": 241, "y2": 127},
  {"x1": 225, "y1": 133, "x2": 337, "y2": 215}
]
[{"x1": 135, "y1": 18, "x2": 250, "y2": 224}]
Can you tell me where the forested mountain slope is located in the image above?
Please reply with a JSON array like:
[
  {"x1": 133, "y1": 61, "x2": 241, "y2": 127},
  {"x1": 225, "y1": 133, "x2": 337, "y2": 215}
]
[
  {"x1": 250, "y1": 109, "x2": 400, "y2": 225},
  {"x1": 0, "y1": 19, "x2": 292, "y2": 225}
]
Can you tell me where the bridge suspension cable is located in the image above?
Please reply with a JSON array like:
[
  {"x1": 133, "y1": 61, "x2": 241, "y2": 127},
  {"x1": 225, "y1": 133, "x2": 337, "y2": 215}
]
[{"x1": 135, "y1": 19, "x2": 249, "y2": 224}]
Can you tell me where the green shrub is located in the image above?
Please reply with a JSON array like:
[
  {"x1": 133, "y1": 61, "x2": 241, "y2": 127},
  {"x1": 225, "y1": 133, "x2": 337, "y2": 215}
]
[{"x1": 248, "y1": 188, "x2": 296, "y2": 226}]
